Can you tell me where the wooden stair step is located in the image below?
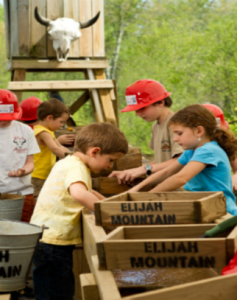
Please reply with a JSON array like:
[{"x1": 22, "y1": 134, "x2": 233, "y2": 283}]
[
  {"x1": 8, "y1": 59, "x2": 108, "y2": 71},
  {"x1": 8, "y1": 80, "x2": 114, "y2": 92}
]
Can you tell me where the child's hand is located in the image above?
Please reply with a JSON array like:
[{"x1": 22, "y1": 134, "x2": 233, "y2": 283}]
[
  {"x1": 109, "y1": 166, "x2": 146, "y2": 184},
  {"x1": 232, "y1": 173, "x2": 237, "y2": 192},
  {"x1": 57, "y1": 134, "x2": 75, "y2": 145},
  {"x1": 8, "y1": 168, "x2": 26, "y2": 177}
]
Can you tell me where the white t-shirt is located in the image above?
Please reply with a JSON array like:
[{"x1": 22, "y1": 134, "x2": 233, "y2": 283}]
[{"x1": 0, "y1": 121, "x2": 40, "y2": 195}]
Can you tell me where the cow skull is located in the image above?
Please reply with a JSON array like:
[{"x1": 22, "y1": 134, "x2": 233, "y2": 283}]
[{"x1": 34, "y1": 7, "x2": 100, "y2": 62}]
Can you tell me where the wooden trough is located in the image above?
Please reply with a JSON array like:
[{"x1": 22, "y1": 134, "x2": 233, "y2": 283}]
[
  {"x1": 97, "y1": 225, "x2": 237, "y2": 270},
  {"x1": 82, "y1": 209, "x2": 237, "y2": 300},
  {"x1": 95, "y1": 191, "x2": 227, "y2": 227}
]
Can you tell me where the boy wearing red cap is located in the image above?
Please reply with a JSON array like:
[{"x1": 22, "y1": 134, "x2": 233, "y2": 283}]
[{"x1": 110, "y1": 79, "x2": 183, "y2": 183}]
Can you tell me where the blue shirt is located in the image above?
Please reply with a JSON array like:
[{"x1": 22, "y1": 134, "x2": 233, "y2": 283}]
[{"x1": 178, "y1": 141, "x2": 237, "y2": 216}]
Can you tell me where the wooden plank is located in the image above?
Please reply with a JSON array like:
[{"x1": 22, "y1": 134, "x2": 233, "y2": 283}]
[
  {"x1": 121, "y1": 225, "x2": 216, "y2": 240},
  {"x1": 101, "y1": 192, "x2": 217, "y2": 203},
  {"x1": 69, "y1": 91, "x2": 90, "y2": 115},
  {"x1": 0, "y1": 295, "x2": 11, "y2": 300},
  {"x1": 214, "y1": 213, "x2": 233, "y2": 224},
  {"x1": 64, "y1": 0, "x2": 80, "y2": 58},
  {"x1": 31, "y1": 0, "x2": 47, "y2": 57},
  {"x1": 92, "y1": 177, "x2": 151, "y2": 196},
  {"x1": 226, "y1": 225, "x2": 237, "y2": 262},
  {"x1": 82, "y1": 209, "x2": 107, "y2": 270},
  {"x1": 112, "y1": 80, "x2": 119, "y2": 126},
  {"x1": 80, "y1": 273, "x2": 100, "y2": 300},
  {"x1": 97, "y1": 201, "x2": 195, "y2": 227},
  {"x1": 197, "y1": 193, "x2": 226, "y2": 223},
  {"x1": 12, "y1": 69, "x2": 26, "y2": 102},
  {"x1": 10, "y1": 0, "x2": 19, "y2": 57},
  {"x1": 92, "y1": 0, "x2": 105, "y2": 57},
  {"x1": 8, "y1": 59, "x2": 109, "y2": 71},
  {"x1": 73, "y1": 246, "x2": 90, "y2": 300},
  {"x1": 8, "y1": 80, "x2": 114, "y2": 92},
  {"x1": 18, "y1": 0, "x2": 30, "y2": 56},
  {"x1": 94, "y1": 69, "x2": 117, "y2": 126},
  {"x1": 91, "y1": 149, "x2": 142, "y2": 177},
  {"x1": 101, "y1": 238, "x2": 226, "y2": 270},
  {"x1": 79, "y1": 0, "x2": 92, "y2": 57},
  {"x1": 116, "y1": 152, "x2": 142, "y2": 170},
  {"x1": 47, "y1": 0, "x2": 64, "y2": 57},
  {"x1": 3, "y1": 0, "x2": 10, "y2": 58},
  {"x1": 91, "y1": 256, "x2": 121, "y2": 300},
  {"x1": 123, "y1": 273, "x2": 237, "y2": 300}
]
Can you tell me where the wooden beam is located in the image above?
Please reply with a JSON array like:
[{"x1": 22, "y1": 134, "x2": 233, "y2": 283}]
[
  {"x1": 94, "y1": 69, "x2": 117, "y2": 126},
  {"x1": 80, "y1": 273, "x2": 100, "y2": 300},
  {"x1": 0, "y1": 295, "x2": 11, "y2": 300},
  {"x1": 7, "y1": 59, "x2": 109, "y2": 71},
  {"x1": 69, "y1": 91, "x2": 90, "y2": 115},
  {"x1": 8, "y1": 80, "x2": 114, "y2": 92},
  {"x1": 123, "y1": 273, "x2": 237, "y2": 300}
]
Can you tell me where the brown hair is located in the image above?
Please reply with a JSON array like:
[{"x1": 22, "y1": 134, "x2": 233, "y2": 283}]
[
  {"x1": 74, "y1": 123, "x2": 129, "y2": 155},
  {"x1": 169, "y1": 104, "x2": 237, "y2": 161},
  {"x1": 153, "y1": 96, "x2": 173, "y2": 108},
  {"x1": 37, "y1": 98, "x2": 70, "y2": 120}
]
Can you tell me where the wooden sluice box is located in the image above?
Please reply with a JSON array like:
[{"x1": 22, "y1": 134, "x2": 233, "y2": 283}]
[
  {"x1": 82, "y1": 210, "x2": 237, "y2": 300},
  {"x1": 97, "y1": 224, "x2": 237, "y2": 270},
  {"x1": 95, "y1": 191, "x2": 226, "y2": 227}
]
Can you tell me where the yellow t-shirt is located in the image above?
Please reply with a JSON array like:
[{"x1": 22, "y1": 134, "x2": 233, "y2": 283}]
[
  {"x1": 30, "y1": 155, "x2": 92, "y2": 245},
  {"x1": 32, "y1": 125, "x2": 57, "y2": 180}
]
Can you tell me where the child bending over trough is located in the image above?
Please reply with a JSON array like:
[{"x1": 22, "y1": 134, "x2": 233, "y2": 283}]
[{"x1": 129, "y1": 104, "x2": 237, "y2": 216}]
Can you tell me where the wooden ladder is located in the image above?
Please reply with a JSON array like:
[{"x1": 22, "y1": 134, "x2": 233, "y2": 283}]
[{"x1": 7, "y1": 59, "x2": 118, "y2": 126}]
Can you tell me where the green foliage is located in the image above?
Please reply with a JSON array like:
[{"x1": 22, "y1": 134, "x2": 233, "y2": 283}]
[{"x1": 1, "y1": 1, "x2": 237, "y2": 154}]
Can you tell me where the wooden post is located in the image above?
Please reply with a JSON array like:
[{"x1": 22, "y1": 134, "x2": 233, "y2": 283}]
[
  {"x1": 12, "y1": 69, "x2": 26, "y2": 102},
  {"x1": 80, "y1": 273, "x2": 100, "y2": 300}
]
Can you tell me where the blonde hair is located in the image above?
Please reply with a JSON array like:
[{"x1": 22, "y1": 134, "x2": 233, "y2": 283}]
[
  {"x1": 74, "y1": 123, "x2": 128, "y2": 155},
  {"x1": 170, "y1": 104, "x2": 237, "y2": 161}
]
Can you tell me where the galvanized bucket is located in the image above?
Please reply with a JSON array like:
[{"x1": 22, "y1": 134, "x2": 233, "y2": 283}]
[
  {"x1": 0, "y1": 219, "x2": 42, "y2": 292},
  {"x1": 0, "y1": 193, "x2": 25, "y2": 221}
]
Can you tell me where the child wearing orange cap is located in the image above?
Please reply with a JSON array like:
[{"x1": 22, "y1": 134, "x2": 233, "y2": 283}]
[{"x1": 109, "y1": 79, "x2": 183, "y2": 183}]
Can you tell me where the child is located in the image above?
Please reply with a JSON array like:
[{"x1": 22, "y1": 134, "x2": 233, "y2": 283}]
[
  {"x1": 20, "y1": 96, "x2": 75, "y2": 145},
  {"x1": 30, "y1": 123, "x2": 128, "y2": 300},
  {"x1": 31, "y1": 98, "x2": 72, "y2": 197},
  {"x1": 129, "y1": 104, "x2": 237, "y2": 216},
  {"x1": 0, "y1": 89, "x2": 40, "y2": 222},
  {"x1": 109, "y1": 79, "x2": 183, "y2": 184}
]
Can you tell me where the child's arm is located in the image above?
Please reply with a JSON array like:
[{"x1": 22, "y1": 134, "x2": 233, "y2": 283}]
[
  {"x1": 109, "y1": 157, "x2": 179, "y2": 184},
  {"x1": 149, "y1": 161, "x2": 206, "y2": 193},
  {"x1": 54, "y1": 138, "x2": 72, "y2": 154},
  {"x1": 129, "y1": 160, "x2": 183, "y2": 192},
  {"x1": 92, "y1": 190, "x2": 106, "y2": 200},
  {"x1": 8, "y1": 155, "x2": 34, "y2": 177},
  {"x1": 38, "y1": 131, "x2": 70, "y2": 158},
  {"x1": 230, "y1": 159, "x2": 237, "y2": 191},
  {"x1": 69, "y1": 182, "x2": 100, "y2": 211}
]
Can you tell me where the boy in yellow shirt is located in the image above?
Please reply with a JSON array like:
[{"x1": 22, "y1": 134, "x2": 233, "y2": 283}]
[
  {"x1": 31, "y1": 98, "x2": 71, "y2": 196},
  {"x1": 30, "y1": 123, "x2": 128, "y2": 300}
]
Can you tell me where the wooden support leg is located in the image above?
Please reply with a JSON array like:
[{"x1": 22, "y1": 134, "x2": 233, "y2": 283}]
[
  {"x1": 80, "y1": 273, "x2": 100, "y2": 300},
  {"x1": 11, "y1": 69, "x2": 26, "y2": 102},
  {"x1": 94, "y1": 70, "x2": 117, "y2": 126},
  {"x1": 112, "y1": 80, "x2": 119, "y2": 127},
  {"x1": 73, "y1": 244, "x2": 90, "y2": 300}
]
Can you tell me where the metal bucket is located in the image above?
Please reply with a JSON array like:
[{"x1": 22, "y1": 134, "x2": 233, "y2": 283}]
[
  {"x1": 0, "y1": 194, "x2": 25, "y2": 221},
  {"x1": 0, "y1": 219, "x2": 42, "y2": 292}
]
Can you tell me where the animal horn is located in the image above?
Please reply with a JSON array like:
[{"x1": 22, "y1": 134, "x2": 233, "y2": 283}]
[
  {"x1": 34, "y1": 6, "x2": 51, "y2": 26},
  {"x1": 80, "y1": 11, "x2": 100, "y2": 29}
]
